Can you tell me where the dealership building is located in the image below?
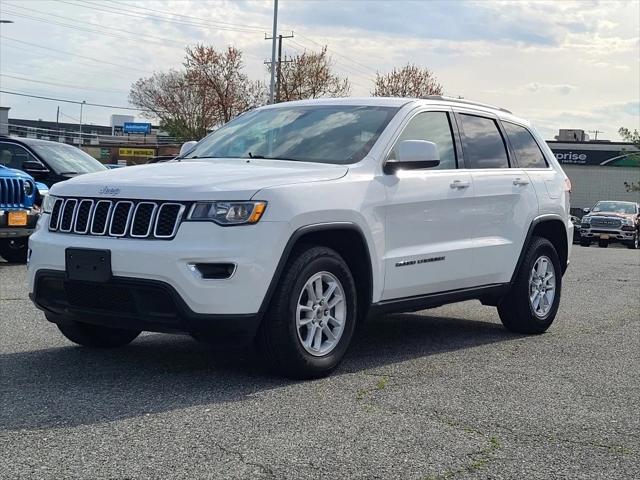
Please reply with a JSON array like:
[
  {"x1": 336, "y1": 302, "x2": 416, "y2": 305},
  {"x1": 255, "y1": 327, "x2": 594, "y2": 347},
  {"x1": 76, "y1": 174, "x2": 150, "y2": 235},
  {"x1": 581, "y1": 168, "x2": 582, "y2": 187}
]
[{"x1": 547, "y1": 129, "x2": 639, "y2": 212}]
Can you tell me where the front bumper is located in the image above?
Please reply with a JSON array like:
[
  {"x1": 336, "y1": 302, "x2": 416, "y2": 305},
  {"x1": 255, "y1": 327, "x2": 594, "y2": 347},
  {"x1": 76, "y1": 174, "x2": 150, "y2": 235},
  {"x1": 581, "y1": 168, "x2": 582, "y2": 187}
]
[
  {"x1": 580, "y1": 227, "x2": 636, "y2": 242},
  {"x1": 31, "y1": 270, "x2": 262, "y2": 343},
  {"x1": 0, "y1": 209, "x2": 39, "y2": 238},
  {"x1": 28, "y1": 217, "x2": 290, "y2": 316}
]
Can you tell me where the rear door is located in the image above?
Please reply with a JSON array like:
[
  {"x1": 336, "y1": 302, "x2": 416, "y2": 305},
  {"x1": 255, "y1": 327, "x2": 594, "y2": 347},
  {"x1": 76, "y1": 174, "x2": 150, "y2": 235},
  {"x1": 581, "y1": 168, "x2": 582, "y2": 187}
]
[
  {"x1": 454, "y1": 111, "x2": 538, "y2": 286},
  {"x1": 381, "y1": 108, "x2": 477, "y2": 300}
]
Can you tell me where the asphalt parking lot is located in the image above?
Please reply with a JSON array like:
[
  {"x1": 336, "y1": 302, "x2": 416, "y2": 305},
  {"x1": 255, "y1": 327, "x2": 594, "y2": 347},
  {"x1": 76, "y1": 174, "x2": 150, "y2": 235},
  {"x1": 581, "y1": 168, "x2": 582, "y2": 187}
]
[{"x1": 1, "y1": 245, "x2": 638, "y2": 480}]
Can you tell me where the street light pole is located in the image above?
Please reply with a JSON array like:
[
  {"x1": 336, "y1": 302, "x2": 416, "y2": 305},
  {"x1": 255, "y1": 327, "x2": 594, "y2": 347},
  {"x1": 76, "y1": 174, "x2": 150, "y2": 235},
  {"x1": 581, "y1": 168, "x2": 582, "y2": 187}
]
[
  {"x1": 268, "y1": 0, "x2": 278, "y2": 104},
  {"x1": 78, "y1": 100, "x2": 86, "y2": 146}
]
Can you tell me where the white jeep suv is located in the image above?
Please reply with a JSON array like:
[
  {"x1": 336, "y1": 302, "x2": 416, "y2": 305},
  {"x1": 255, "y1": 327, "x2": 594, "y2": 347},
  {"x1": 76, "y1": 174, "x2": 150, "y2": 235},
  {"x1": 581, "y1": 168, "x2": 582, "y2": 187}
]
[{"x1": 28, "y1": 97, "x2": 572, "y2": 378}]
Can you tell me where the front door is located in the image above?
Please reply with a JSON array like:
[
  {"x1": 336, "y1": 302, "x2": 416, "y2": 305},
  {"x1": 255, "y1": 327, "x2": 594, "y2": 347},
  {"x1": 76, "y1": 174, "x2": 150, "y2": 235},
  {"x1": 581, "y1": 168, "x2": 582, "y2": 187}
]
[{"x1": 381, "y1": 110, "x2": 477, "y2": 300}]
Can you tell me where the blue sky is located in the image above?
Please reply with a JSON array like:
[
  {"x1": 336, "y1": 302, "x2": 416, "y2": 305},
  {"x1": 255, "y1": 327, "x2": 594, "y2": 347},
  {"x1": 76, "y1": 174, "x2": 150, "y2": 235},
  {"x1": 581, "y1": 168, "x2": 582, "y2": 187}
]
[{"x1": 0, "y1": 0, "x2": 638, "y2": 140}]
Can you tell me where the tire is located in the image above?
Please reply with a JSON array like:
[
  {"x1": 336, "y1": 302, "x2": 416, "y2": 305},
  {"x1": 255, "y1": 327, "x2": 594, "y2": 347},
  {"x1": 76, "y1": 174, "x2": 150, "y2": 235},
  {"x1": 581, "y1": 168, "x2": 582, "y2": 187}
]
[
  {"x1": 257, "y1": 245, "x2": 357, "y2": 379},
  {"x1": 598, "y1": 239, "x2": 609, "y2": 248},
  {"x1": 498, "y1": 236, "x2": 562, "y2": 334},
  {"x1": 55, "y1": 318, "x2": 141, "y2": 348},
  {"x1": 0, "y1": 237, "x2": 28, "y2": 263},
  {"x1": 580, "y1": 238, "x2": 590, "y2": 247},
  {"x1": 627, "y1": 234, "x2": 639, "y2": 250}
]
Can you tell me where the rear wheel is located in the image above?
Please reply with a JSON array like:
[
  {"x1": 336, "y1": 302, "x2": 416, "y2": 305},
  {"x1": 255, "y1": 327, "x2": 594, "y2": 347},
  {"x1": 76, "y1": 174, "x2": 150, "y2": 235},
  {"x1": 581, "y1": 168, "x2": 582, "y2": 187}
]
[
  {"x1": 0, "y1": 237, "x2": 28, "y2": 263},
  {"x1": 598, "y1": 239, "x2": 609, "y2": 248},
  {"x1": 498, "y1": 237, "x2": 562, "y2": 334},
  {"x1": 257, "y1": 245, "x2": 357, "y2": 379},
  {"x1": 52, "y1": 317, "x2": 141, "y2": 348}
]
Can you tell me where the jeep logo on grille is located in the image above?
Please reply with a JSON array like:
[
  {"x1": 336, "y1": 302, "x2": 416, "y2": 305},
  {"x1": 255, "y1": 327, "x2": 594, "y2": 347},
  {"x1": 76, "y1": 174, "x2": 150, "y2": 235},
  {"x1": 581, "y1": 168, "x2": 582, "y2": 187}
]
[{"x1": 98, "y1": 186, "x2": 121, "y2": 196}]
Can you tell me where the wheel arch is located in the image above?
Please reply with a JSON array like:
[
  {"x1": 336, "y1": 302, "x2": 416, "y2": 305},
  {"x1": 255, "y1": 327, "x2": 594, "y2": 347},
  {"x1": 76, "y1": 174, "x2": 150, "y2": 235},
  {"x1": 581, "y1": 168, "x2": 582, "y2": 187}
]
[
  {"x1": 512, "y1": 215, "x2": 569, "y2": 283},
  {"x1": 259, "y1": 222, "x2": 374, "y2": 320}
]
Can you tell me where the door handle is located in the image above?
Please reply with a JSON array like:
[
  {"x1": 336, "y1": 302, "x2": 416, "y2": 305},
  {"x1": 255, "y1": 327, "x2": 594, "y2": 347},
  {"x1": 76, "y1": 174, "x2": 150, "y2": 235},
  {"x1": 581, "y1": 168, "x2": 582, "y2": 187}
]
[
  {"x1": 450, "y1": 180, "x2": 470, "y2": 189},
  {"x1": 513, "y1": 177, "x2": 530, "y2": 186}
]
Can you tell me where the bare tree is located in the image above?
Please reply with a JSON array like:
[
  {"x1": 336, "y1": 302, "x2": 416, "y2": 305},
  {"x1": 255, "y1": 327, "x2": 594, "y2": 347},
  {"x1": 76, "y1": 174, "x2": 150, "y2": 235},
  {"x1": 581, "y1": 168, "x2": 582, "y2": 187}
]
[
  {"x1": 185, "y1": 45, "x2": 266, "y2": 124},
  {"x1": 372, "y1": 64, "x2": 443, "y2": 98},
  {"x1": 130, "y1": 45, "x2": 266, "y2": 139},
  {"x1": 275, "y1": 46, "x2": 350, "y2": 102},
  {"x1": 129, "y1": 70, "x2": 215, "y2": 140}
]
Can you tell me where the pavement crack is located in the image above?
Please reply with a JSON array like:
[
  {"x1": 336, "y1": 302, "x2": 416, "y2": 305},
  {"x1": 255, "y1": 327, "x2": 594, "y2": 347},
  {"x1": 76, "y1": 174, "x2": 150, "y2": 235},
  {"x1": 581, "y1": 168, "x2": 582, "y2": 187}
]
[{"x1": 212, "y1": 442, "x2": 275, "y2": 479}]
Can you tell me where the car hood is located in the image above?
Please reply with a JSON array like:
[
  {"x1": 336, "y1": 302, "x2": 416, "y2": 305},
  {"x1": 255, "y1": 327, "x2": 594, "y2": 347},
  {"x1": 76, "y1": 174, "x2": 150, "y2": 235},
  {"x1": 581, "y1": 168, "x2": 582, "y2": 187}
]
[
  {"x1": 49, "y1": 159, "x2": 349, "y2": 200},
  {"x1": 587, "y1": 212, "x2": 636, "y2": 220}
]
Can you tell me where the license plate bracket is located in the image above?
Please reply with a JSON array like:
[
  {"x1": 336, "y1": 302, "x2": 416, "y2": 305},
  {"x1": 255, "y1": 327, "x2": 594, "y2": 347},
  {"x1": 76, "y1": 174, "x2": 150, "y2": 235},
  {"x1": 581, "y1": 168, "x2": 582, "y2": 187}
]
[
  {"x1": 8, "y1": 210, "x2": 28, "y2": 226},
  {"x1": 66, "y1": 248, "x2": 112, "y2": 282}
]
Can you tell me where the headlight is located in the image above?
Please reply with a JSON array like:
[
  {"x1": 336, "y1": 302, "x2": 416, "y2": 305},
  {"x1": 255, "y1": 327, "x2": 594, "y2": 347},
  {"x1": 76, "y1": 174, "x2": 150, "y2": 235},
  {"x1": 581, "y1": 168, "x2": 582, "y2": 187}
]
[
  {"x1": 42, "y1": 195, "x2": 59, "y2": 214},
  {"x1": 187, "y1": 201, "x2": 267, "y2": 225},
  {"x1": 582, "y1": 216, "x2": 591, "y2": 224},
  {"x1": 23, "y1": 181, "x2": 34, "y2": 196},
  {"x1": 621, "y1": 218, "x2": 633, "y2": 226}
]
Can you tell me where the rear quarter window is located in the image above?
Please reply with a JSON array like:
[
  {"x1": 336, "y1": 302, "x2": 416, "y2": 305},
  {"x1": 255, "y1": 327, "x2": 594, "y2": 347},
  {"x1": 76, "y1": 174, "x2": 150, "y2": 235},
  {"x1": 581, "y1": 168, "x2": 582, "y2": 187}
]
[{"x1": 503, "y1": 122, "x2": 548, "y2": 168}]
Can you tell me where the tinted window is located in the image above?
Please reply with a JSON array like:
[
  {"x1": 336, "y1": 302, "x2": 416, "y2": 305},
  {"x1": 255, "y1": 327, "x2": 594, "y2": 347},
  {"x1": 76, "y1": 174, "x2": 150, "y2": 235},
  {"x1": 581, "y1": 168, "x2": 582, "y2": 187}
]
[
  {"x1": 0, "y1": 143, "x2": 40, "y2": 170},
  {"x1": 185, "y1": 105, "x2": 399, "y2": 165},
  {"x1": 388, "y1": 112, "x2": 456, "y2": 169},
  {"x1": 459, "y1": 114, "x2": 509, "y2": 169},
  {"x1": 592, "y1": 201, "x2": 637, "y2": 214},
  {"x1": 503, "y1": 122, "x2": 547, "y2": 168}
]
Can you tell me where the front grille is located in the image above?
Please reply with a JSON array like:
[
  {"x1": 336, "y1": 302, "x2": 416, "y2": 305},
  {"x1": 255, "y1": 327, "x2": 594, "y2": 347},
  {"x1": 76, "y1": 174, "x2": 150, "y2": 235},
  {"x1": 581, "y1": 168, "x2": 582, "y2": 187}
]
[
  {"x1": 0, "y1": 177, "x2": 26, "y2": 208},
  {"x1": 590, "y1": 217, "x2": 622, "y2": 229},
  {"x1": 49, "y1": 198, "x2": 185, "y2": 240}
]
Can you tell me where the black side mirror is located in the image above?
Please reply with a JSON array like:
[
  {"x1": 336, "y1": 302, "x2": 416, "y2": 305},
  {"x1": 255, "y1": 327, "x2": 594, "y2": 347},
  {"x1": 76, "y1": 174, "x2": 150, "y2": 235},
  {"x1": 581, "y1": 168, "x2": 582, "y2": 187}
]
[{"x1": 22, "y1": 161, "x2": 50, "y2": 173}]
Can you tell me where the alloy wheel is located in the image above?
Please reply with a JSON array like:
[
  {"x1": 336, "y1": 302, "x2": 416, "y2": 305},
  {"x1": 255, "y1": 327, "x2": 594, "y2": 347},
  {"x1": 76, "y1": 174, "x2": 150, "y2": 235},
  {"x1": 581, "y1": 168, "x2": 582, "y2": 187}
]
[
  {"x1": 296, "y1": 271, "x2": 346, "y2": 356},
  {"x1": 528, "y1": 255, "x2": 556, "y2": 318}
]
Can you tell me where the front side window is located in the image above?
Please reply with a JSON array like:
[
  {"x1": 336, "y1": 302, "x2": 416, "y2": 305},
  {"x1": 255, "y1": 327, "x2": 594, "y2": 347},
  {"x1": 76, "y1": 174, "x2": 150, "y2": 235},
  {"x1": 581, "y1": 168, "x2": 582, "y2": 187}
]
[
  {"x1": 503, "y1": 122, "x2": 548, "y2": 168},
  {"x1": 387, "y1": 111, "x2": 457, "y2": 169},
  {"x1": 458, "y1": 114, "x2": 509, "y2": 169},
  {"x1": 30, "y1": 143, "x2": 106, "y2": 174},
  {"x1": 183, "y1": 105, "x2": 399, "y2": 165},
  {"x1": 0, "y1": 143, "x2": 38, "y2": 170}
]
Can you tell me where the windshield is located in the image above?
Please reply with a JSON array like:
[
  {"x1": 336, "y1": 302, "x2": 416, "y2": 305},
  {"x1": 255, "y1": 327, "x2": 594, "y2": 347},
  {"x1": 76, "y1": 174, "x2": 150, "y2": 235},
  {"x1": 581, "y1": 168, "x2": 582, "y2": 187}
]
[
  {"x1": 31, "y1": 143, "x2": 107, "y2": 174},
  {"x1": 592, "y1": 201, "x2": 637, "y2": 214},
  {"x1": 184, "y1": 105, "x2": 400, "y2": 165}
]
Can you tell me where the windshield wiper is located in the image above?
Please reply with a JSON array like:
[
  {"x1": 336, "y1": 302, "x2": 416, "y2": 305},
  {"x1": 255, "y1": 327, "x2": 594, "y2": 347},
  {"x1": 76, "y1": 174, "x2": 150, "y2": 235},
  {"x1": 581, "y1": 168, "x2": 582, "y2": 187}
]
[
  {"x1": 58, "y1": 171, "x2": 79, "y2": 175},
  {"x1": 246, "y1": 153, "x2": 300, "y2": 162}
]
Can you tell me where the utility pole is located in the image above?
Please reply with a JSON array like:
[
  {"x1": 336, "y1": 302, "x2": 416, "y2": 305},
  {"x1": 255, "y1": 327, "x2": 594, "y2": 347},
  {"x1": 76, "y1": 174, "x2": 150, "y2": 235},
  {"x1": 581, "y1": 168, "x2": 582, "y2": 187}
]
[
  {"x1": 265, "y1": 32, "x2": 294, "y2": 103},
  {"x1": 78, "y1": 100, "x2": 86, "y2": 146},
  {"x1": 268, "y1": 0, "x2": 278, "y2": 104},
  {"x1": 588, "y1": 130, "x2": 603, "y2": 141}
]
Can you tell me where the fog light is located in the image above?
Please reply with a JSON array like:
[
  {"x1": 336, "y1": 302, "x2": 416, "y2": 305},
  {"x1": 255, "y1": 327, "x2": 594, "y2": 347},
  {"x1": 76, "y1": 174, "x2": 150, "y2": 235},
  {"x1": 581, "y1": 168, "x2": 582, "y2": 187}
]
[{"x1": 188, "y1": 263, "x2": 236, "y2": 279}]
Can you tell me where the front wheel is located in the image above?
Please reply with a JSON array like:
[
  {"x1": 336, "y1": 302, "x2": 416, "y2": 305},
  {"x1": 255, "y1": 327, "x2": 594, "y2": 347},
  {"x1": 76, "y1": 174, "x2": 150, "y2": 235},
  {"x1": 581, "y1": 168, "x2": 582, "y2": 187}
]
[
  {"x1": 498, "y1": 237, "x2": 562, "y2": 334},
  {"x1": 0, "y1": 237, "x2": 29, "y2": 263},
  {"x1": 580, "y1": 238, "x2": 590, "y2": 247},
  {"x1": 53, "y1": 317, "x2": 141, "y2": 348},
  {"x1": 627, "y1": 234, "x2": 639, "y2": 250},
  {"x1": 257, "y1": 245, "x2": 357, "y2": 379}
]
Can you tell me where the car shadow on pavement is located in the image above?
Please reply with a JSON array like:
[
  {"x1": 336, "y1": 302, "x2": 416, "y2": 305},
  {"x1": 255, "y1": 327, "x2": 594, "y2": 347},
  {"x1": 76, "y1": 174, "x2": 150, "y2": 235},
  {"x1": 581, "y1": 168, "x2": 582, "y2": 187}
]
[{"x1": 0, "y1": 312, "x2": 518, "y2": 431}]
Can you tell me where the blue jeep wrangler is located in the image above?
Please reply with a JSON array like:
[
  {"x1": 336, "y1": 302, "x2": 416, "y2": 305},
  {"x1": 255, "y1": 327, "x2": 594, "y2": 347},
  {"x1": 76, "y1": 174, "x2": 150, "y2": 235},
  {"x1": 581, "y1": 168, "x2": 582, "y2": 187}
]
[{"x1": 0, "y1": 165, "x2": 43, "y2": 263}]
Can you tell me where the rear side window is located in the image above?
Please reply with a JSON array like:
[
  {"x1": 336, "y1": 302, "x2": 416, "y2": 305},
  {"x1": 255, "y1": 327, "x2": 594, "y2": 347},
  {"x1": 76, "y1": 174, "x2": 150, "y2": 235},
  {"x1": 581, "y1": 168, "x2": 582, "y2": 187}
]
[
  {"x1": 388, "y1": 111, "x2": 457, "y2": 169},
  {"x1": 458, "y1": 114, "x2": 509, "y2": 169},
  {"x1": 503, "y1": 122, "x2": 548, "y2": 168}
]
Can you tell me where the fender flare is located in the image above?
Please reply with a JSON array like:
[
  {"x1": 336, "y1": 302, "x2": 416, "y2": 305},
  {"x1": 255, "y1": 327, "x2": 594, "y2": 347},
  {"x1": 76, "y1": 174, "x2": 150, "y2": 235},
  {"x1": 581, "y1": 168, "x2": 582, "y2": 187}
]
[
  {"x1": 511, "y1": 214, "x2": 568, "y2": 284},
  {"x1": 257, "y1": 222, "x2": 374, "y2": 314}
]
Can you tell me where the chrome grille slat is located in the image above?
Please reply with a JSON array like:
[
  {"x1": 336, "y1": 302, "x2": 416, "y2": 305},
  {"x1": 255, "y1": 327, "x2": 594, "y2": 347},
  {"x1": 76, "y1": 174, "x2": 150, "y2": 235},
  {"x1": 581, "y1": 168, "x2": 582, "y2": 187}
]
[{"x1": 48, "y1": 198, "x2": 184, "y2": 240}]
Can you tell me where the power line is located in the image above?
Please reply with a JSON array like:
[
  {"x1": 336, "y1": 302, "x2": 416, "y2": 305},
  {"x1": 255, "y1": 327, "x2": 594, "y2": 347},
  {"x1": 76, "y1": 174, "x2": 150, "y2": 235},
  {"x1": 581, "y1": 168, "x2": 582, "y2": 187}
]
[
  {"x1": 0, "y1": 36, "x2": 154, "y2": 74},
  {"x1": 0, "y1": 90, "x2": 157, "y2": 112},
  {"x1": 0, "y1": 73, "x2": 130, "y2": 94}
]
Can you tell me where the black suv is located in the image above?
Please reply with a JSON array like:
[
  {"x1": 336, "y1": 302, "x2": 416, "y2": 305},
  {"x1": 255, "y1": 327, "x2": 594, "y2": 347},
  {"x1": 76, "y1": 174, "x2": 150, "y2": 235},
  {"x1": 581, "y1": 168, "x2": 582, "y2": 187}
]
[{"x1": 0, "y1": 137, "x2": 107, "y2": 187}]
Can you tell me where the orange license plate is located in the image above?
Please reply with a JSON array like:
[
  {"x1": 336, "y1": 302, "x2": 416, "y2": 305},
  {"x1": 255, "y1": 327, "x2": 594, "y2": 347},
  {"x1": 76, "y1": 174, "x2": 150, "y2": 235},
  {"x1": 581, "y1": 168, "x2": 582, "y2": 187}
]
[
  {"x1": 8, "y1": 211, "x2": 28, "y2": 226},
  {"x1": 599, "y1": 234, "x2": 610, "y2": 240}
]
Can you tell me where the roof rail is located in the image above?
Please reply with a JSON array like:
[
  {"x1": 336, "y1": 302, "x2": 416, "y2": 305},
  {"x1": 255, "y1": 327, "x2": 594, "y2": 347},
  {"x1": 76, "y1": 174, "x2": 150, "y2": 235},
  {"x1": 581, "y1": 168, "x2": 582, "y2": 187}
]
[{"x1": 420, "y1": 95, "x2": 512, "y2": 114}]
